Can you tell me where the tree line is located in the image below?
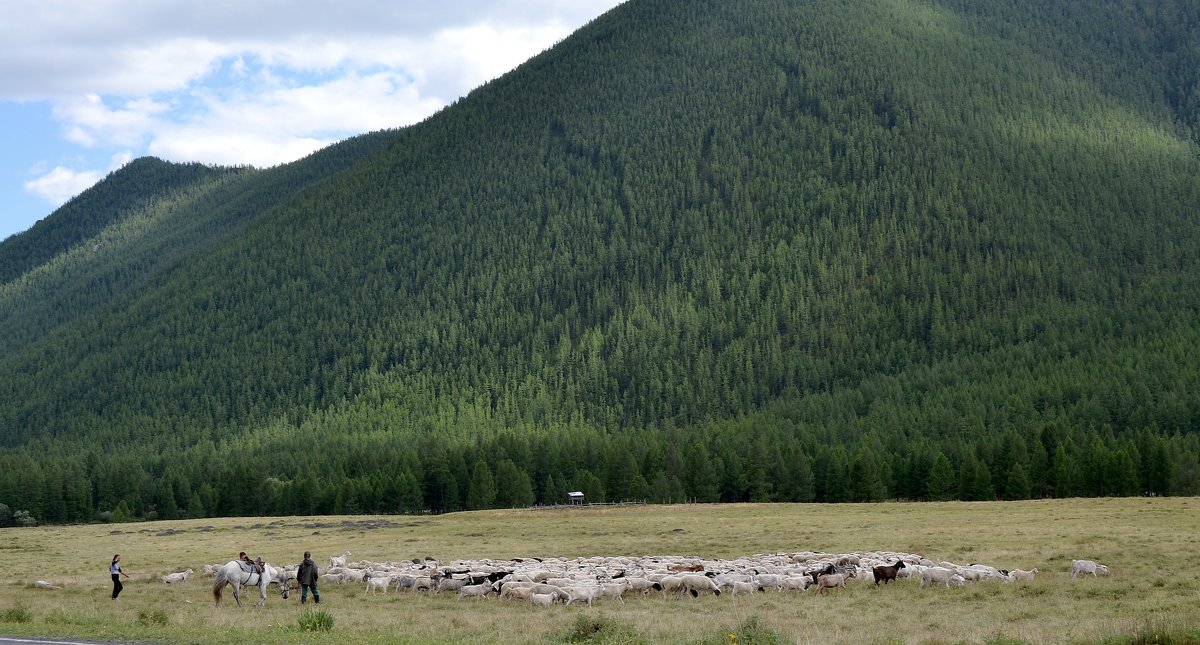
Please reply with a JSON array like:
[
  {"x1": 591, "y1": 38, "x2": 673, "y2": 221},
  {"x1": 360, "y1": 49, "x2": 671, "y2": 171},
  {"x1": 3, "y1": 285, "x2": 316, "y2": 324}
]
[{"x1": 0, "y1": 0, "x2": 1198, "y2": 524}]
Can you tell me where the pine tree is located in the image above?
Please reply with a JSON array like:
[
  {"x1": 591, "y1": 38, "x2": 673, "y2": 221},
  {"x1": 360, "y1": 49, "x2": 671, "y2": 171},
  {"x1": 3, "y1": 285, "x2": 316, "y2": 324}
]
[
  {"x1": 928, "y1": 452, "x2": 957, "y2": 501},
  {"x1": 1004, "y1": 462, "x2": 1032, "y2": 500},
  {"x1": 466, "y1": 460, "x2": 497, "y2": 510}
]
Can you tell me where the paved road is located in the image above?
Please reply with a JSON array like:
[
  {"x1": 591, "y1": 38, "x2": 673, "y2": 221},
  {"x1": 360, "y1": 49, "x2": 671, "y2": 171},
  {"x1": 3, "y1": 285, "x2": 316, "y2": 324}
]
[{"x1": 0, "y1": 633, "x2": 129, "y2": 637}]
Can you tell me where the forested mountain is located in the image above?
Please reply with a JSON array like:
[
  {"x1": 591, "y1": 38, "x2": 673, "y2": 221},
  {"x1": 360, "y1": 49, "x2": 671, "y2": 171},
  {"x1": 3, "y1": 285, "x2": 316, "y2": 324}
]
[{"x1": 1, "y1": 0, "x2": 1199, "y2": 525}]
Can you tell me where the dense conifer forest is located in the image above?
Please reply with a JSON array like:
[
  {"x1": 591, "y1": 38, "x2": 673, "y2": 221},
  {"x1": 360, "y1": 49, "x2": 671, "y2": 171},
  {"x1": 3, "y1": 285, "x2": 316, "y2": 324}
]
[{"x1": 1, "y1": 0, "x2": 1198, "y2": 525}]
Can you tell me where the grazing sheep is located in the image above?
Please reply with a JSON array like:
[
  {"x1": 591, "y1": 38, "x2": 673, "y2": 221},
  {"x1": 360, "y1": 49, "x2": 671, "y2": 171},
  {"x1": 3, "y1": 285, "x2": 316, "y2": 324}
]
[
  {"x1": 457, "y1": 583, "x2": 493, "y2": 601},
  {"x1": 680, "y1": 574, "x2": 721, "y2": 598},
  {"x1": 500, "y1": 585, "x2": 536, "y2": 601},
  {"x1": 364, "y1": 573, "x2": 393, "y2": 595},
  {"x1": 728, "y1": 580, "x2": 758, "y2": 595},
  {"x1": 782, "y1": 576, "x2": 813, "y2": 591},
  {"x1": 961, "y1": 564, "x2": 1007, "y2": 582},
  {"x1": 920, "y1": 567, "x2": 961, "y2": 588},
  {"x1": 1008, "y1": 568, "x2": 1039, "y2": 583},
  {"x1": 530, "y1": 592, "x2": 561, "y2": 606},
  {"x1": 162, "y1": 569, "x2": 193, "y2": 584},
  {"x1": 816, "y1": 570, "x2": 855, "y2": 593},
  {"x1": 658, "y1": 575, "x2": 686, "y2": 598},
  {"x1": 435, "y1": 576, "x2": 468, "y2": 594},
  {"x1": 753, "y1": 573, "x2": 784, "y2": 592},
  {"x1": 1071, "y1": 560, "x2": 1110, "y2": 579},
  {"x1": 564, "y1": 585, "x2": 599, "y2": 606},
  {"x1": 622, "y1": 577, "x2": 661, "y2": 595}
]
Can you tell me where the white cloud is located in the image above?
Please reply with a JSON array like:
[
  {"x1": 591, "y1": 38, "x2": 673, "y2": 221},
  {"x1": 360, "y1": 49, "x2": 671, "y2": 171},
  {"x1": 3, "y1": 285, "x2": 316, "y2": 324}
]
[
  {"x1": 23, "y1": 153, "x2": 133, "y2": 206},
  {"x1": 54, "y1": 94, "x2": 171, "y2": 148},
  {"x1": 24, "y1": 166, "x2": 104, "y2": 206},
  {"x1": 6, "y1": 0, "x2": 626, "y2": 212}
]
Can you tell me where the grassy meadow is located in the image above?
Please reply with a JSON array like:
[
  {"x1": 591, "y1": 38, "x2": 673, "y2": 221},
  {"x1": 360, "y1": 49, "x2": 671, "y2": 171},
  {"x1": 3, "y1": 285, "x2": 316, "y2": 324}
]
[{"x1": 0, "y1": 498, "x2": 1197, "y2": 644}]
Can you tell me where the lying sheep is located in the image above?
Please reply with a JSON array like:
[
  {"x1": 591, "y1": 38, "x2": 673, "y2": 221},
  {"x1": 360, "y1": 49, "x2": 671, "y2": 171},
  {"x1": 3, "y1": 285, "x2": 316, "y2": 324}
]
[
  {"x1": 1070, "y1": 560, "x2": 1110, "y2": 579},
  {"x1": 162, "y1": 568, "x2": 193, "y2": 584}
]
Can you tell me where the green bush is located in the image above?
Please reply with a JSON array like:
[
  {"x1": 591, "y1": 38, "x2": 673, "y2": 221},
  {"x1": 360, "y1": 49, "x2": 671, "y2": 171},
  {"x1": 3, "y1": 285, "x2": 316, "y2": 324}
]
[
  {"x1": 0, "y1": 605, "x2": 32, "y2": 623},
  {"x1": 695, "y1": 615, "x2": 788, "y2": 645},
  {"x1": 560, "y1": 613, "x2": 650, "y2": 644},
  {"x1": 1126, "y1": 623, "x2": 1200, "y2": 645},
  {"x1": 298, "y1": 608, "x2": 334, "y2": 632},
  {"x1": 135, "y1": 608, "x2": 169, "y2": 627}
]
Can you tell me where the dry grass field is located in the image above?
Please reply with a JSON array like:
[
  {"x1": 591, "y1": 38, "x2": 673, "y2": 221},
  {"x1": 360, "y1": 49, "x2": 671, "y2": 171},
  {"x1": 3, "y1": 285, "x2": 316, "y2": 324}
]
[{"x1": 0, "y1": 498, "x2": 1197, "y2": 644}]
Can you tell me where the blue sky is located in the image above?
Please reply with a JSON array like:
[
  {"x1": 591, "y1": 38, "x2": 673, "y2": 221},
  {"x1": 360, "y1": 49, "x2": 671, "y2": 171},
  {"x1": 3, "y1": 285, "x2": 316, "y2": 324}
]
[{"x1": 0, "y1": 0, "x2": 623, "y2": 241}]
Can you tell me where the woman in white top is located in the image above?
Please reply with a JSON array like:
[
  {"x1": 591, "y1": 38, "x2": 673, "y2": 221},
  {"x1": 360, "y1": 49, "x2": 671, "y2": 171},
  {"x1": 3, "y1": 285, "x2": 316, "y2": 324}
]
[{"x1": 110, "y1": 554, "x2": 131, "y2": 599}]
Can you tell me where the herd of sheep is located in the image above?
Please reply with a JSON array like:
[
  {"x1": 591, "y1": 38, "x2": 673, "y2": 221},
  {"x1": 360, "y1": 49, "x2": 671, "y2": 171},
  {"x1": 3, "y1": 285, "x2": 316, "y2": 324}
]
[{"x1": 182, "y1": 551, "x2": 1110, "y2": 605}]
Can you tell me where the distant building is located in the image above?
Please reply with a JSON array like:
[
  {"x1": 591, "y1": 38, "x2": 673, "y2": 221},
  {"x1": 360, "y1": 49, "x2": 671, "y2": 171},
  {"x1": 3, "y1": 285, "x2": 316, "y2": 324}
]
[{"x1": 567, "y1": 491, "x2": 584, "y2": 505}]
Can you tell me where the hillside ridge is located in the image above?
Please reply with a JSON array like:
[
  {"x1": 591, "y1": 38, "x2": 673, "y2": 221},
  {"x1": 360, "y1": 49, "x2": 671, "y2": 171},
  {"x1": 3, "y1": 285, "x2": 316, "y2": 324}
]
[{"x1": 0, "y1": 0, "x2": 1197, "y2": 523}]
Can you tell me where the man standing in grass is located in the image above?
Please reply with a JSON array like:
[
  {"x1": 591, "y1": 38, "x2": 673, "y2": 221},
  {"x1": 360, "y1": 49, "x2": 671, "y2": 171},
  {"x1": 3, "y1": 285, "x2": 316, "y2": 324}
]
[{"x1": 298, "y1": 550, "x2": 320, "y2": 604}]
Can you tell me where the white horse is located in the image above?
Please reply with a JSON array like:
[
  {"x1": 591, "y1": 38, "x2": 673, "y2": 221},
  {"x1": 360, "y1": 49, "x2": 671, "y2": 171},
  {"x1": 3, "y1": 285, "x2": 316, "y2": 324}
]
[{"x1": 212, "y1": 560, "x2": 289, "y2": 607}]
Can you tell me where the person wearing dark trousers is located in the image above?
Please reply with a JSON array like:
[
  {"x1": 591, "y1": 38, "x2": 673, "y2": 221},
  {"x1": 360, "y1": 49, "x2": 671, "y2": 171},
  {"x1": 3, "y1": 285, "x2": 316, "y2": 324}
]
[
  {"x1": 297, "y1": 550, "x2": 320, "y2": 604},
  {"x1": 110, "y1": 554, "x2": 131, "y2": 599}
]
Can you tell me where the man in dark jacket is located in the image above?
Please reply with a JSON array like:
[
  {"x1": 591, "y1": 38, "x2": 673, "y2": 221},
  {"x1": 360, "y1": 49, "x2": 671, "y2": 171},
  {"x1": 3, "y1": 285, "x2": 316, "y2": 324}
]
[{"x1": 297, "y1": 551, "x2": 320, "y2": 604}]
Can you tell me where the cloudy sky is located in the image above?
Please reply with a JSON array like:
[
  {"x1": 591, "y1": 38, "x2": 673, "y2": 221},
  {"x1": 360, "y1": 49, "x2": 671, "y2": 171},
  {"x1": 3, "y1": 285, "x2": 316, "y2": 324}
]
[{"x1": 0, "y1": 0, "x2": 624, "y2": 240}]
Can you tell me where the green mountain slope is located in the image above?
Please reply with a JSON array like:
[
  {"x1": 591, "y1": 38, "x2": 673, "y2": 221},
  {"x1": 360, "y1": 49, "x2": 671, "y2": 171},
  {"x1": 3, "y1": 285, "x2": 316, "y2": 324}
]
[{"x1": 1, "y1": 0, "x2": 1198, "y2": 523}]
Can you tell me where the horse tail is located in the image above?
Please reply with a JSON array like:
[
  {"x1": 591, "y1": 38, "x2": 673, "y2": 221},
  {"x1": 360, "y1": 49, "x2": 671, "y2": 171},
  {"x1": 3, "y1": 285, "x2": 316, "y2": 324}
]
[{"x1": 213, "y1": 567, "x2": 227, "y2": 605}]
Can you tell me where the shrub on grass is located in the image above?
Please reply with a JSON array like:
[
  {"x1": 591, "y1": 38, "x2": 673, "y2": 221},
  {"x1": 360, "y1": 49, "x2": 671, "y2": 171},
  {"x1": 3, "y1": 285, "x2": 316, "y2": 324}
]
[
  {"x1": 560, "y1": 613, "x2": 650, "y2": 644},
  {"x1": 1126, "y1": 622, "x2": 1200, "y2": 645},
  {"x1": 135, "y1": 608, "x2": 169, "y2": 627},
  {"x1": 0, "y1": 605, "x2": 32, "y2": 623},
  {"x1": 694, "y1": 615, "x2": 788, "y2": 645},
  {"x1": 299, "y1": 608, "x2": 334, "y2": 632}
]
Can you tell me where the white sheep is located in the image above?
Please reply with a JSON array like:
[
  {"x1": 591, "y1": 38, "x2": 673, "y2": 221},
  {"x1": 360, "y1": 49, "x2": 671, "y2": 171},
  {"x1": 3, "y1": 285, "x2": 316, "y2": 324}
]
[
  {"x1": 1070, "y1": 560, "x2": 1110, "y2": 579},
  {"x1": 564, "y1": 585, "x2": 599, "y2": 606},
  {"x1": 457, "y1": 583, "x2": 492, "y2": 600},
  {"x1": 920, "y1": 567, "x2": 961, "y2": 588},
  {"x1": 329, "y1": 551, "x2": 351, "y2": 568},
  {"x1": 500, "y1": 584, "x2": 535, "y2": 601},
  {"x1": 679, "y1": 574, "x2": 721, "y2": 597},
  {"x1": 622, "y1": 577, "x2": 661, "y2": 595},
  {"x1": 161, "y1": 568, "x2": 193, "y2": 584},
  {"x1": 658, "y1": 575, "x2": 686, "y2": 598},
  {"x1": 753, "y1": 573, "x2": 784, "y2": 592},
  {"x1": 782, "y1": 576, "x2": 813, "y2": 591},
  {"x1": 1007, "y1": 568, "x2": 1038, "y2": 583},
  {"x1": 728, "y1": 580, "x2": 758, "y2": 595},
  {"x1": 364, "y1": 573, "x2": 393, "y2": 595}
]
